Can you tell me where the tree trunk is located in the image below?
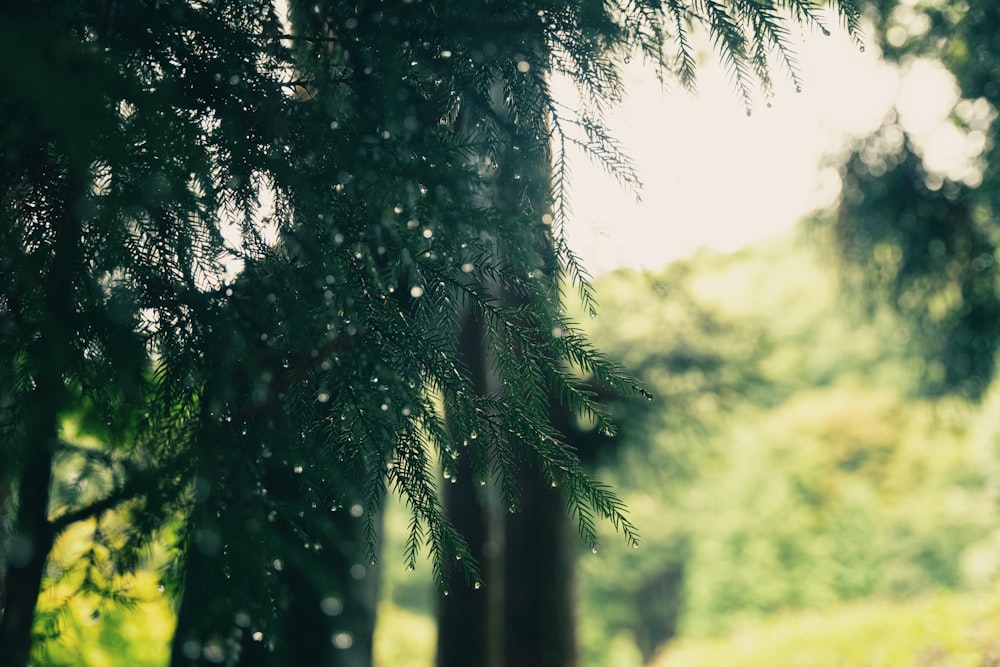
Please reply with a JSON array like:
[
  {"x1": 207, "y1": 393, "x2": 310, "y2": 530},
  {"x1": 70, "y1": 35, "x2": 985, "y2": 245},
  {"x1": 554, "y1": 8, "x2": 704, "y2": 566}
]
[
  {"x1": 437, "y1": 67, "x2": 581, "y2": 667},
  {"x1": 170, "y1": 454, "x2": 380, "y2": 667},
  {"x1": 437, "y1": 410, "x2": 582, "y2": 667},
  {"x1": 438, "y1": 311, "x2": 505, "y2": 667},
  {"x1": 170, "y1": 348, "x2": 379, "y2": 667},
  {"x1": 503, "y1": 467, "x2": 577, "y2": 667},
  {"x1": 280, "y1": 503, "x2": 380, "y2": 667},
  {"x1": 0, "y1": 419, "x2": 57, "y2": 667},
  {"x1": 0, "y1": 164, "x2": 83, "y2": 667}
]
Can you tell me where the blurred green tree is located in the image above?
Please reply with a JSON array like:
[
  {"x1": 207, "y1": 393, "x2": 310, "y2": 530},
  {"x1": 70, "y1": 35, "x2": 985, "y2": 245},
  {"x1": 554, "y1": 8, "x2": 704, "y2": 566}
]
[
  {"x1": 578, "y1": 239, "x2": 998, "y2": 655},
  {"x1": 828, "y1": 0, "x2": 1000, "y2": 398}
]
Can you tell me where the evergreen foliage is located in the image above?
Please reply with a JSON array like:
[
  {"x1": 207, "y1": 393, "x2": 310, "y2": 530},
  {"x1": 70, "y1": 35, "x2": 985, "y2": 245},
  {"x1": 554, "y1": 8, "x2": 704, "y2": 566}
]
[{"x1": 0, "y1": 1, "x2": 859, "y2": 665}]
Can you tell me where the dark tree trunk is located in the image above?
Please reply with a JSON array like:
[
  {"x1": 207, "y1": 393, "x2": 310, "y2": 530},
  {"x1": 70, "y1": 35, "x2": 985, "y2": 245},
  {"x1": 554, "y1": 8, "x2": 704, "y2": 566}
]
[
  {"x1": 438, "y1": 311, "x2": 504, "y2": 667},
  {"x1": 171, "y1": 467, "x2": 380, "y2": 667},
  {"x1": 503, "y1": 467, "x2": 577, "y2": 667},
  {"x1": 436, "y1": 65, "x2": 583, "y2": 666},
  {"x1": 438, "y1": 471, "x2": 493, "y2": 667},
  {"x1": 437, "y1": 419, "x2": 583, "y2": 667},
  {"x1": 437, "y1": 309, "x2": 582, "y2": 667},
  {"x1": 0, "y1": 421, "x2": 57, "y2": 667},
  {"x1": 170, "y1": 357, "x2": 379, "y2": 667},
  {"x1": 169, "y1": 419, "x2": 260, "y2": 667},
  {"x1": 0, "y1": 163, "x2": 83, "y2": 667},
  {"x1": 280, "y1": 506, "x2": 380, "y2": 667}
]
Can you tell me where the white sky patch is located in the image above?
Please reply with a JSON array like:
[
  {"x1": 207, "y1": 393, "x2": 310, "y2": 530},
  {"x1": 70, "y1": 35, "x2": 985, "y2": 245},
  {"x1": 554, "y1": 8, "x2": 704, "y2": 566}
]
[{"x1": 560, "y1": 19, "x2": 972, "y2": 274}]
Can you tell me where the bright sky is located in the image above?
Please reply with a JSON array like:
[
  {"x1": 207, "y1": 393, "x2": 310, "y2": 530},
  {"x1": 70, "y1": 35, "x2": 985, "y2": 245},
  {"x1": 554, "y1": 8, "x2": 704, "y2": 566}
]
[{"x1": 563, "y1": 17, "x2": 973, "y2": 274}]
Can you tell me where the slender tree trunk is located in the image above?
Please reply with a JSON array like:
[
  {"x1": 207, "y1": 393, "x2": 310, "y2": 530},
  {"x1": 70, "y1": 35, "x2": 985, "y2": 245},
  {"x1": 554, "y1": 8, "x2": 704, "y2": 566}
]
[
  {"x1": 169, "y1": 419, "x2": 241, "y2": 667},
  {"x1": 438, "y1": 468, "x2": 498, "y2": 667},
  {"x1": 503, "y1": 466, "x2": 577, "y2": 667},
  {"x1": 438, "y1": 396, "x2": 582, "y2": 667},
  {"x1": 438, "y1": 312, "x2": 505, "y2": 667},
  {"x1": 281, "y1": 506, "x2": 380, "y2": 667},
  {"x1": 0, "y1": 415, "x2": 57, "y2": 667},
  {"x1": 0, "y1": 163, "x2": 83, "y2": 667},
  {"x1": 438, "y1": 68, "x2": 580, "y2": 666}
]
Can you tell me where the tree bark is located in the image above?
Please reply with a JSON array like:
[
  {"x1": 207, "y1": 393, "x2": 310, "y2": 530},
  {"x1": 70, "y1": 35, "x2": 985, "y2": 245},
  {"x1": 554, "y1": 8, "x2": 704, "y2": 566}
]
[
  {"x1": 503, "y1": 467, "x2": 577, "y2": 667},
  {"x1": 0, "y1": 163, "x2": 83, "y2": 667},
  {"x1": 436, "y1": 66, "x2": 581, "y2": 667},
  {"x1": 170, "y1": 442, "x2": 380, "y2": 667},
  {"x1": 438, "y1": 311, "x2": 505, "y2": 667},
  {"x1": 281, "y1": 507, "x2": 380, "y2": 667},
  {"x1": 170, "y1": 329, "x2": 379, "y2": 667},
  {"x1": 0, "y1": 419, "x2": 57, "y2": 667}
]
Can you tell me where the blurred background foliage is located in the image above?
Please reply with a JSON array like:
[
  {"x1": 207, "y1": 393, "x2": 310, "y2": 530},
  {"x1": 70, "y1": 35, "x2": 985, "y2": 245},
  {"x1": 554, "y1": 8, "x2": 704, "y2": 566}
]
[{"x1": 578, "y1": 230, "x2": 1000, "y2": 664}]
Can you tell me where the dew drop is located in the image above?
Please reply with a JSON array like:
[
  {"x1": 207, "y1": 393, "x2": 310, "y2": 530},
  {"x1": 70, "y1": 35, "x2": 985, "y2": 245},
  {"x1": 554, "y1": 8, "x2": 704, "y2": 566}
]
[
  {"x1": 320, "y1": 596, "x2": 343, "y2": 616},
  {"x1": 181, "y1": 640, "x2": 201, "y2": 659}
]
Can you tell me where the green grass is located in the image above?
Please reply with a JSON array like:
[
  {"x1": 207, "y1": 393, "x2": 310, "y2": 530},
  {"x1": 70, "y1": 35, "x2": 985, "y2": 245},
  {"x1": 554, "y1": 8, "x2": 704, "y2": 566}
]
[{"x1": 653, "y1": 592, "x2": 1000, "y2": 667}]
